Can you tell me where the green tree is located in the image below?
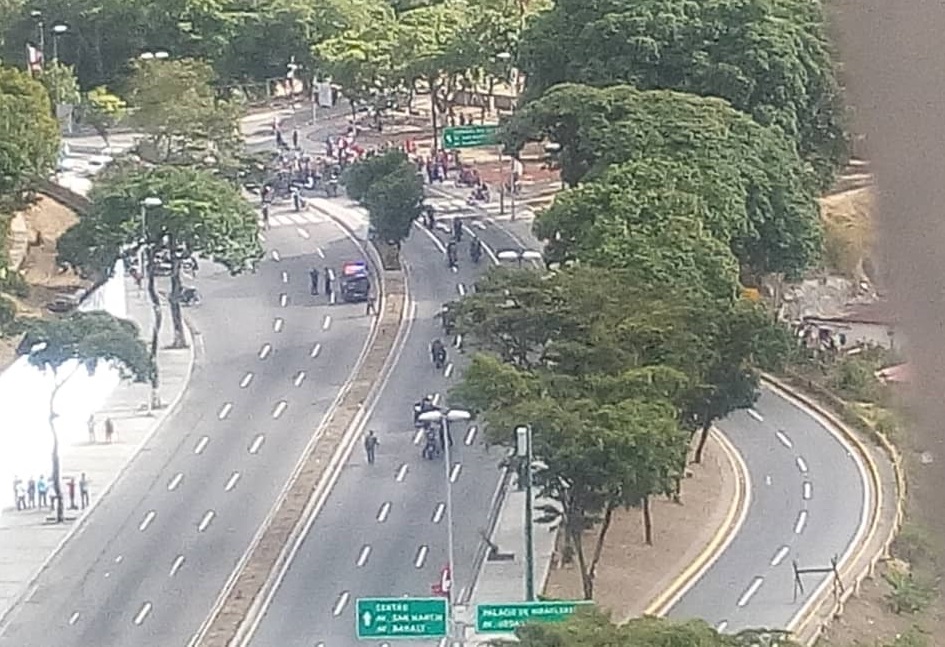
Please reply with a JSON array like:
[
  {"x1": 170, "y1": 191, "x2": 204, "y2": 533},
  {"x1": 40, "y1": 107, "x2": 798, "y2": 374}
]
[
  {"x1": 509, "y1": 84, "x2": 822, "y2": 279},
  {"x1": 0, "y1": 64, "x2": 60, "y2": 206},
  {"x1": 517, "y1": 0, "x2": 848, "y2": 186},
  {"x1": 16, "y1": 311, "x2": 152, "y2": 522},
  {"x1": 345, "y1": 150, "x2": 423, "y2": 246},
  {"x1": 79, "y1": 85, "x2": 127, "y2": 147},
  {"x1": 58, "y1": 163, "x2": 262, "y2": 357},
  {"x1": 125, "y1": 57, "x2": 243, "y2": 164},
  {"x1": 39, "y1": 60, "x2": 80, "y2": 107}
]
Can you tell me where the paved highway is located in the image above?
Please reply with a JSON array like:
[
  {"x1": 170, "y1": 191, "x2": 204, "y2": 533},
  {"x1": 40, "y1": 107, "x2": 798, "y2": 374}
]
[
  {"x1": 245, "y1": 206, "x2": 506, "y2": 647},
  {"x1": 0, "y1": 213, "x2": 375, "y2": 646}
]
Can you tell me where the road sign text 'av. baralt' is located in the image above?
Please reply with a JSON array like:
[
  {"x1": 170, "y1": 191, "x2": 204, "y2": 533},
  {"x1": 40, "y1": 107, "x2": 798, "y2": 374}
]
[{"x1": 356, "y1": 597, "x2": 448, "y2": 639}]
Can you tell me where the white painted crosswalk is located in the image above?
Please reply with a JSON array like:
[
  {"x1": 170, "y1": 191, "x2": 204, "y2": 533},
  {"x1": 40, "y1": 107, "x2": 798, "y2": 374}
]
[{"x1": 260, "y1": 210, "x2": 328, "y2": 228}]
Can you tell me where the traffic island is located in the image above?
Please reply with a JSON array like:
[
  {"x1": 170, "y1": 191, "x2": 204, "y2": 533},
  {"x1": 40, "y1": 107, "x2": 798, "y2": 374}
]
[{"x1": 194, "y1": 261, "x2": 408, "y2": 647}]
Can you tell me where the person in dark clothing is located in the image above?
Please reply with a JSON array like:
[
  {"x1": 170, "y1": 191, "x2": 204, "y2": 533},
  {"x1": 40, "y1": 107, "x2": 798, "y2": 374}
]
[
  {"x1": 292, "y1": 129, "x2": 300, "y2": 149},
  {"x1": 310, "y1": 268, "x2": 319, "y2": 295},
  {"x1": 324, "y1": 267, "x2": 333, "y2": 299},
  {"x1": 364, "y1": 431, "x2": 379, "y2": 464}
]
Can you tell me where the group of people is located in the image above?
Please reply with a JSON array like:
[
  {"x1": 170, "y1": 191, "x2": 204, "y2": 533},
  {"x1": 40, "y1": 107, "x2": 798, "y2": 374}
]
[{"x1": 11, "y1": 474, "x2": 90, "y2": 512}]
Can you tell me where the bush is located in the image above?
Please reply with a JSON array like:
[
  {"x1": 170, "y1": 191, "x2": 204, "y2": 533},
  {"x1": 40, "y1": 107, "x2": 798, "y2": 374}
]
[
  {"x1": 0, "y1": 269, "x2": 30, "y2": 298},
  {"x1": 884, "y1": 567, "x2": 936, "y2": 614},
  {"x1": 894, "y1": 523, "x2": 939, "y2": 570},
  {"x1": 0, "y1": 295, "x2": 16, "y2": 336}
]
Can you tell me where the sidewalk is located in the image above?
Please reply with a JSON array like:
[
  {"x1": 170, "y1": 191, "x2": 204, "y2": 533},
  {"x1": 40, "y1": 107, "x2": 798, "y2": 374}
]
[{"x1": 0, "y1": 278, "x2": 195, "y2": 624}]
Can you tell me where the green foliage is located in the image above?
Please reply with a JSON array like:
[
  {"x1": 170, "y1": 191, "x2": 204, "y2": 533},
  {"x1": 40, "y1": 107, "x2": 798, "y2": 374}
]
[
  {"x1": 510, "y1": 83, "x2": 822, "y2": 279},
  {"x1": 0, "y1": 64, "x2": 60, "y2": 206},
  {"x1": 0, "y1": 294, "x2": 16, "y2": 335},
  {"x1": 884, "y1": 567, "x2": 937, "y2": 615},
  {"x1": 517, "y1": 0, "x2": 848, "y2": 187},
  {"x1": 345, "y1": 150, "x2": 423, "y2": 244},
  {"x1": 125, "y1": 57, "x2": 243, "y2": 164},
  {"x1": 17, "y1": 310, "x2": 153, "y2": 381},
  {"x1": 79, "y1": 86, "x2": 127, "y2": 143},
  {"x1": 39, "y1": 61, "x2": 80, "y2": 106}
]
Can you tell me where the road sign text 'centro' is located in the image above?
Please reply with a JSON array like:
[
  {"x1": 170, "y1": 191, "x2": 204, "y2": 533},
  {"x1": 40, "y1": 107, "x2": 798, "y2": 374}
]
[
  {"x1": 442, "y1": 125, "x2": 498, "y2": 149},
  {"x1": 476, "y1": 601, "x2": 593, "y2": 632},
  {"x1": 356, "y1": 597, "x2": 448, "y2": 639}
]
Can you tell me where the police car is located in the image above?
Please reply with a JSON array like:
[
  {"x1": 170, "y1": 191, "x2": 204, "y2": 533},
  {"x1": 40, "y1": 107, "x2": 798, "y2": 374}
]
[{"x1": 340, "y1": 260, "x2": 371, "y2": 303}]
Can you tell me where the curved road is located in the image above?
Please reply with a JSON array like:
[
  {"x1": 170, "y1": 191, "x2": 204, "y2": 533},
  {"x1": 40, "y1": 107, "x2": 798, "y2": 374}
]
[{"x1": 0, "y1": 212, "x2": 375, "y2": 646}]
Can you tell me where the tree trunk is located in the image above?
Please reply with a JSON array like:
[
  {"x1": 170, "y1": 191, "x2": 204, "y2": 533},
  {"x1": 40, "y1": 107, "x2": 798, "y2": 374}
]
[
  {"x1": 568, "y1": 516, "x2": 594, "y2": 600},
  {"x1": 588, "y1": 501, "x2": 616, "y2": 583},
  {"x1": 48, "y1": 379, "x2": 64, "y2": 523},
  {"x1": 428, "y1": 76, "x2": 439, "y2": 152},
  {"x1": 694, "y1": 418, "x2": 712, "y2": 464},
  {"x1": 642, "y1": 495, "x2": 653, "y2": 545},
  {"x1": 168, "y1": 245, "x2": 188, "y2": 349},
  {"x1": 146, "y1": 251, "x2": 163, "y2": 394}
]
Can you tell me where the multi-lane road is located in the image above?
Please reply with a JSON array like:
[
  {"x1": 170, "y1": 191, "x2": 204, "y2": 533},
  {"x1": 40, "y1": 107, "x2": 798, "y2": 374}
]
[{"x1": 0, "y1": 208, "x2": 375, "y2": 646}]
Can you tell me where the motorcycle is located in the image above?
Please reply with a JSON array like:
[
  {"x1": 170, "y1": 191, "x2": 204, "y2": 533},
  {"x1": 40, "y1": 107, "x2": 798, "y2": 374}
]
[
  {"x1": 432, "y1": 344, "x2": 447, "y2": 370},
  {"x1": 180, "y1": 286, "x2": 201, "y2": 307},
  {"x1": 422, "y1": 429, "x2": 439, "y2": 460},
  {"x1": 413, "y1": 396, "x2": 435, "y2": 427}
]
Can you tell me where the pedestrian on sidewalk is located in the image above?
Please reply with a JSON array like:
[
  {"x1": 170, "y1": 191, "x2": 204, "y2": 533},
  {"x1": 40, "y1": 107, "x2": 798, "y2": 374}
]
[
  {"x1": 27, "y1": 477, "x2": 35, "y2": 508},
  {"x1": 261, "y1": 203, "x2": 270, "y2": 229},
  {"x1": 87, "y1": 414, "x2": 96, "y2": 444},
  {"x1": 14, "y1": 480, "x2": 25, "y2": 511},
  {"x1": 364, "y1": 431, "x2": 379, "y2": 464},
  {"x1": 67, "y1": 477, "x2": 77, "y2": 510},
  {"x1": 37, "y1": 476, "x2": 47, "y2": 508},
  {"x1": 292, "y1": 128, "x2": 299, "y2": 150},
  {"x1": 309, "y1": 267, "x2": 319, "y2": 295},
  {"x1": 79, "y1": 473, "x2": 90, "y2": 509},
  {"x1": 104, "y1": 417, "x2": 115, "y2": 443}
]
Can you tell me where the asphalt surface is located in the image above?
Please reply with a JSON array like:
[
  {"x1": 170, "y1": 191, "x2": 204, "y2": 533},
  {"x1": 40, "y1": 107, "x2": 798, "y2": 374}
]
[
  {"x1": 245, "y1": 208, "x2": 512, "y2": 647},
  {"x1": 0, "y1": 215, "x2": 374, "y2": 647}
]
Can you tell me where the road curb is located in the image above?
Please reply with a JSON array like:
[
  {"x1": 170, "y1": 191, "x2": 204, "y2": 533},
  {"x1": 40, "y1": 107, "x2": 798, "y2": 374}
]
[
  {"x1": 641, "y1": 428, "x2": 751, "y2": 618},
  {"x1": 0, "y1": 305, "x2": 197, "y2": 630},
  {"x1": 761, "y1": 373, "x2": 904, "y2": 646},
  {"x1": 192, "y1": 216, "x2": 409, "y2": 647}
]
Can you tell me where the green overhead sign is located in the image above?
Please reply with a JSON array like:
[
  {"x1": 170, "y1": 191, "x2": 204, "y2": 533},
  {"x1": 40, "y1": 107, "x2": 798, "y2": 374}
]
[
  {"x1": 476, "y1": 601, "x2": 593, "y2": 633},
  {"x1": 442, "y1": 125, "x2": 498, "y2": 149},
  {"x1": 356, "y1": 597, "x2": 448, "y2": 640}
]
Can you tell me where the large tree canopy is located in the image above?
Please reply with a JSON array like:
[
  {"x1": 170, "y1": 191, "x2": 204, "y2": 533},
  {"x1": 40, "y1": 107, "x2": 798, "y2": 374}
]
[
  {"x1": 510, "y1": 83, "x2": 822, "y2": 278},
  {"x1": 517, "y1": 0, "x2": 848, "y2": 186}
]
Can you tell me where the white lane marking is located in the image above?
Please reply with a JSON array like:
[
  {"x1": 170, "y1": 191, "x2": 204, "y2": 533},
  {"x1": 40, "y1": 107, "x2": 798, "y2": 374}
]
[
  {"x1": 132, "y1": 602, "x2": 152, "y2": 625},
  {"x1": 198, "y1": 510, "x2": 216, "y2": 532},
  {"x1": 396, "y1": 464, "x2": 409, "y2": 482},
  {"x1": 258, "y1": 232, "x2": 266, "y2": 243},
  {"x1": 803, "y1": 481, "x2": 813, "y2": 500},
  {"x1": 747, "y1": 409, "x2": 764, "y2": 422},
  {"x1": 68, "y1": 612, "x2": 80, "y2": 625},
  {"x1": 432, "y1": 502, "x2": 446, "y2": 524},
  {"x1": 329, "y1": 292, "x2": 337, "y2": 305},
  {"x1": 274, "y1": 318, "x2": 284, "y2": 332},
  {"x1": 279, "y1": 293, "x2": 288, "y2": 307},
  {"x1": 316, "y1": 247, "x2": 325, "y2": 259},
  {"x1": 293, "y1": 371, "x2": 306, "y2": 387},
  {"x1": 322, "y1": 315, "x2": 332, "y2": 330},
  {"x1": 225, "y1": 472, "x2": 241, "y2": 492},
  {"x1": 327, "y1": 269, "x2": 336, "y2": 281},
  {"x1": 457, "y1": 283, "x2": 466, "y2": 296},
  {"x1": 737, "y1": 577, "x2": 764, "y2": 607},
  {"x1": 194, "y1": 436, "x2": 209, "y2": 454},
  {"x1": 411, "y1": 302, "x2": 418, "y2": 319},
  {"x1": 451, "y1": 266, "x2": 458, "y2": 273},
  {"x1": 249, "y1": 434, "x2": 265, "y2": 454},
  {"x1": 794, "y1": 510, "x2": 809, "y2": 534},
  {"x1": 465, "y1": 426, "x2": 478, "y2": 446},
  {"x1": 240, "y1": 372, "x2": 254, "y2": 388},
  {"x1": 454, "y1": 334, "x2": 462, "y2": 348},
  {"x1": 377, "y1": 501, "x2": 391, "y2": 522},
  {"x1": 115, "y1": 555, "x2": 123, "y2": 563},
  {"x1": 271, "y1": 250, "x2": 281, "y2": 262},
  {"x1": 776, "y1": 430, "x2": 794, "y2": 448},
  {"x1": 296, "y1": 227, "x2": 310, "y2": 239},
  {"x1": 413, "y1": 429, "x2": 425, "y2": 445},
  {"x1": 716, "y1": 620, "x2": 729, "y2": 633},
  {"x1": 449, "y1": 463, "x2": 462, "y2": 483},
  {"x1": 796, "y1": 456, "x2": 809, "y2": 473},
  {"x1": 356, "y1": 545, "x2": 371, "y2": 567},
  {"x1": 770, "y1": 546, "x2": 790, "y2": 566},
  {"x1": 332, "y1": 591, "x2": 350, "y2": 616},
  {"x1": 139, "y1": 511, "x2": 156, "y2": 531},
  {"x1": 414, "y1": 545, "x2": 429, "y2": 568},
  {"x1": 217, "y1": 402, "x2": 233, "y2": 420},
  {"x1": 765, "y1": 475, "x2": 772, "y2": 486},
  {"x1": 167, "y1": 473, "x2": 184, "y2": 491},
  {"x1": 310, "y1": 343, "x2": 322, "y2": 358},
  {"x1": 444, "y1": 363, "x2": 454, "y2": 378},
  {"x1": 432, "y1": 393, "x2": 441, "y2": 406},
  {"x1": 272, "y1": 400, "x2": 288, "y2": 418},
  {"x1": 259, "y1": 343, "x2": 272, "y2": 359},
  {"x1": 169, "y1": 555, "x2": 185, "y2": 577},
  {"x1": 281, "y1": 271, "x2": 289, "y2": 283}
]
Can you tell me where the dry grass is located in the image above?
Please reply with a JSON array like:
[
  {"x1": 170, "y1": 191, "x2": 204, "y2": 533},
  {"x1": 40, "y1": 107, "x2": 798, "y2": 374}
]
[{"x1": 820, "y1": 186, "x2": 875, "y2": 280}]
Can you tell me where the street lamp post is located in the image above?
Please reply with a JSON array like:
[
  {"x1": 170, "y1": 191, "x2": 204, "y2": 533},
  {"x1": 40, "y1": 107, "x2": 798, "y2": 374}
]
[
  {"x1": 418, "y1": 407, "x2": 472, "y2": 643},
  {"x1": 496, "y1": 248, "x2": 542, "y2": 267},
  {"x1": 51, "y1": 23, "x2": 67, "y2": 62},
  {"x1": 516, "y1": 425, "x2": 536, "y2": 602},
  {"x1": 140, "y1": 196, "x2": 163, "y2": 414}
]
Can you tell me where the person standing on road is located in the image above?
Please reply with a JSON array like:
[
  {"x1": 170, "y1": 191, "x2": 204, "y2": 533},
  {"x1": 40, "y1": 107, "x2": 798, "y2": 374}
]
[
  {"x1": 324, "y1": 267, "x2": 333, "y2": 301},
  {"x1": 104, "y1": 418, "x2": 115, "y2": 443},
  {"x1": 309, "y1": 268, "x2": 319, "y2": 295},
  {"x1": 79, "y1": 473, "x2": 90, "y2": 509},
  {"x1": 292, "y1": 129, "x2": 300, "y2": 150},
  {"x1": 364, "y1": 431, "x2": 379, "y2": 465},
  {"x1": 66, "y1": 477, "x2": 77, "y2": 510},
  {"x1": 37, "y1": 476, "x2": 47, "y2": 508}
]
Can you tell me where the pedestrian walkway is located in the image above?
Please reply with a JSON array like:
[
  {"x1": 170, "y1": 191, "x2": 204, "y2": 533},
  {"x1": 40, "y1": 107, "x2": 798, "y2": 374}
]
[{"x1": 0, "y1": 278, "x2": 195, "y2": 624}]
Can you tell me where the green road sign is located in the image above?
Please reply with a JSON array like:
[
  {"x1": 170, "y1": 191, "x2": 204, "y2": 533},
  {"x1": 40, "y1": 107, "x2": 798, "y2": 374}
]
[
  {"x1": 476, "y1": 601, "x2": 593, "y2": 633},
  {"x1": 356, "y1": 597, "x2": 448, "y2": 640},
  {"x1": 442, "y1": 125, "x2": 498, "y2": 149}
]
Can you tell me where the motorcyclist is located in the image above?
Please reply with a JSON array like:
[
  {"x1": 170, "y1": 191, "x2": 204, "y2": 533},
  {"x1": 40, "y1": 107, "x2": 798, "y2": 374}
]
[
  {"x1": 413, "y1": 394, "x2": 436, "y2": 425},
  {"x1": 181, "y1": 286, "x2": 200, "y2": 306},
  {"x1": 446, "y1": 241, "x2": 458, "y2": 269},
  {"x1": 431, "y1": 339, "x2": 447, "y2": 367},
  {"x1": 440, "y1": 305, "x2": 455, "y2": 336},
  {"x1": 423, "y1": 427, "x2": 439, "y2": 459},
  {"x1": 469, "y1": 236, "x2": 483, "y2": 263}
]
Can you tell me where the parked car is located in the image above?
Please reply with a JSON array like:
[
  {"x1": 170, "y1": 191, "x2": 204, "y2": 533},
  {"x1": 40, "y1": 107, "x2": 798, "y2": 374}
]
[{"x1": 46, "y1": 287, "x2": 87, "y2": 314}]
